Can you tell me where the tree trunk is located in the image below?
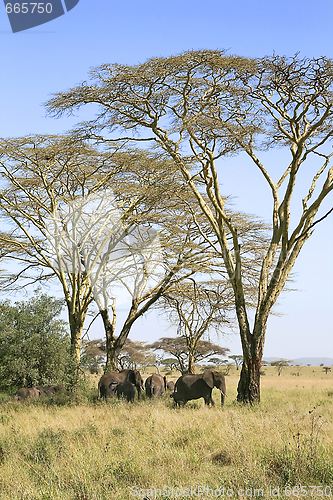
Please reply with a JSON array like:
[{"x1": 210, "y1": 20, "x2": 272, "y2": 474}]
[
  {"x1": 100, "y1": 308, "x2": 118, "y2": 371},
  {"x1": 68, "y1": 313, "x2": 86, "y2": 365},
  {"x1": 188, "y1": 352, "x2": 195, "y2": 373},
  {"x1": 63, "y1": 276, "x2": 92, "y2": 384},
  {"x1": 101, "y1": 301, "x2": 138, "y2": 372},
  {"x1": 67, "y1": 307, "x2": 87, "y2": 386},
  {"x1": 237, "y1": 355, "x2": 261, "y2": 403},
  {"x1": 105, "y1": 344, "x2": 121, "y2": 372},
  {"x1": 237, "y1": 319, "x2": 266, "y2": 404},
  {"x1": 69, "y1": 329, "x2": 82, "y2": 368}
]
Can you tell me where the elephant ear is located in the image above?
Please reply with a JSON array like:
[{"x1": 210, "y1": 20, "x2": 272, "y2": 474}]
[
  {"x1": 202, "y1": 370, "x2": 214, "y2": 388},
  {"x1": 127, "y1": 371, "x2": 136, "y2": 385},
  {"x1": 134, "y1": 370, "x2": 142, "y2": 387}
]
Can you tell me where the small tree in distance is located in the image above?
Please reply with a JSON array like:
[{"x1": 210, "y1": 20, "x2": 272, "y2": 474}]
[
  {"x1": 160, "y1": 358, "x2": 179, "y2": 372},
  {"x1": 80, "y1": 339, "x2": 105, "y2": 374},
  {"x1": 207, "y1": 359, "x2": 232, "y2": 375},
  {"x1": 229, "y1": 355, "x2": 243, "y2": 370},
  {"x1": 270, "y1": 359, "x2": 291, "y2": 376},
  {"x1": 148, "y1": 336, "x2": 229, "y2": 374},
  {"x1": 159, "y1": 278, "x2": 233, "y2": 373},
  {"x1": 117, "y1": 339, "x2": 152, "y2": 370}
]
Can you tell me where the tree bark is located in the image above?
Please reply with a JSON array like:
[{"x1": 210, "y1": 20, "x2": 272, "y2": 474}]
[
  {"x1": 237, "y1": 355, "x2": 261, "y2": 403},
  {"x1": 237, "y1": 318, "x2": 266, "y2": 403},
  {"x1": 100, "y1": 308, "x2": 118, "y2": 371},
  {"x1": 101, "y1": 301, "x2": 139, "y2": 372},
  {"x1": 104, "y1": 342, "x2": 120, "y2": 372},
  {"x1": 67, "y1": 307, "x2": 87, "y2": 386},
  {"x1": 188, "y1": 352, "x2": 195, "y2": 374}
]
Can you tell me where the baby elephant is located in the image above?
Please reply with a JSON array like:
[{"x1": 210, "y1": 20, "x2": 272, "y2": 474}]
[
  {"x1": 15, "y1": 387, "x2": 40, "y2": 401},
  {"x1": 115, "y1": 381, "x2": 136, "y2": 403},
  {"x1": 167, "y1": 381, "x2": 175, "y2": 391}
]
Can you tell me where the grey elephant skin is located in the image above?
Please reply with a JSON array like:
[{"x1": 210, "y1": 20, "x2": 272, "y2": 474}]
[
  {"x1": 36, "y1": 385, "x2": 66, "y2": 396},
  {"x1": 98, "y1": 369, "x2": 144, "y2": 400},
  {"x1": 15, "y1": 387, "x2": 41, "y2": 401},
  {"x1": 115, "y1": 381, "x2": 136, "y2": 402},
  {"x1": 167, "y1": 381, "x2": 175, "y2": 391},
  {"x1": 145, "y1": 374, "x2": 167, "y2": 398},
  {"x1": 171, "y1": 370, "x2": 226, "y2": 407}
]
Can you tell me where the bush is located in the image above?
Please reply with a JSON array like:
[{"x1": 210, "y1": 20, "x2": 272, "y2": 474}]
[{"x1": 0, "y1": 290, "x2": 72, "y2": 390}]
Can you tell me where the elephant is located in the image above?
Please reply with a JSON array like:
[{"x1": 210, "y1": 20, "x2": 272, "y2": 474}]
[
  {"x1": 36, "y1": 385, "x2": 65, "y2": 396},
  {"x1": 171, "y1": 370, "x2": 226, "y2": 407},
  {"x1": 98, "y1": 369, "x2": 144, "y2": 400},
  {"x1": 145, "y1": 374, "x2": 167, "y2": 398},
  {"x1": 15, "y1": 387, "x2": 41, "y2": 401},
  {"x1": 167, "y1": 381, "x2": 175, "y2": 391},
  {"x1": 115, "y1": 381, "x2": 136, "y2": 402}
]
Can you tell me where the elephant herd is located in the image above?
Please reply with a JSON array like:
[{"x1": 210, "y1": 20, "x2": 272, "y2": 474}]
[
  {"x1": 98, "y1": 369, "x2": 226, "y2": 406},
  {"x1": 13, "y1": 369, "x2": 226, "y2": 407}
]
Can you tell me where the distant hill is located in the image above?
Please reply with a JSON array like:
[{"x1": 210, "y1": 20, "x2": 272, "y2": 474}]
[{"x1": 263, "y1": 357, "x2": 333, "y2": 366}]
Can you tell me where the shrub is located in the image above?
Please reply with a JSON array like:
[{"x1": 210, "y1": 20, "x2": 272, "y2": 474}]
[{"x1": 0, "y1": 290, "x2": 72, "y2": 390}]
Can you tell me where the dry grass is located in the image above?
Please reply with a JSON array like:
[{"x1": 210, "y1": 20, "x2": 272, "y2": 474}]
[{"x1": 0, "y1": 367, "x2": 331, "y2": 499}]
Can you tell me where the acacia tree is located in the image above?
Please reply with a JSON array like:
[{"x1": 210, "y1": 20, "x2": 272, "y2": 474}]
[
  {"x1": 46, "y1": 50, "x2": 333, "y2": 402},
  {"x1": 79, "y1": 160, "x2": 263, "y2": 371},
  {"x1": 98, "y1": 188, "x2": 265, "y2": 371},
  {"x1": 63, "y1": 166, "x2": 224, "y2": 371},
  {"x1": 0, "y1": 136, "x2": 104, "y2": 367},
  {"x1": 0, "y1": 135, "x2": 216, "y2": 371},
  {"x1": 45, "y1": 184, "x2": 164, "y2": 371},
  {"x1": 148, "y1": 336, "x2": 228, "y2": 374},
  {"x1": 229, "y1": 355, "x2": 243, "y2": 370},
  {"x1": 159, "y1": 277, "x2": 233, "y2": 373},
  {"x1": 80, "y1": 339, "x2": 105, "y2": 373},
  {"x1": 116, "y1": 339, "x2": 152, "y2": 370},
  {"x1": 0, "y1": 135, "x2": 169, "y2": 368},
  {"x1": 270, "y1": 359, "x2": 291, "y2": 376}
]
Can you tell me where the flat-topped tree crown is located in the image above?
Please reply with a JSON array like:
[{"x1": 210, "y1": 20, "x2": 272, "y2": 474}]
[{"x1": 45, "y1": 51, "x2": 333, "y2": 402}]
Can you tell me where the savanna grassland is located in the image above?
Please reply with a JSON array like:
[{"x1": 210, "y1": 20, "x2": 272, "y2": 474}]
[{"x1": 0, "y1": 367, "x2": 332, "y2": 500}]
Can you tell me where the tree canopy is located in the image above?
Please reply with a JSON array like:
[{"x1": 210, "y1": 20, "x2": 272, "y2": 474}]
[
  {"x1": 0, "y1": 132, "x2": 266, "y2": 374},
  {"x1": 148, "y1": 336, "x2": 229, "y2": 374},
  {"x1": 46, "y1": 50, "x2": 333, "y2": 402},
  {"x1": 158, "y1": 277, "x2": 233, "y2": 373}
]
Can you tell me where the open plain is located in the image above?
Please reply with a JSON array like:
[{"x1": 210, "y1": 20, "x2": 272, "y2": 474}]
[{"x1": 0, "y1": 366, "x2": 332, "y2": 500}]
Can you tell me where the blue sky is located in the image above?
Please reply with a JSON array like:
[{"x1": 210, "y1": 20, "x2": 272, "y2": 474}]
[{"x1": 0, "y1": 0, "x2": 332, "y2": 359}]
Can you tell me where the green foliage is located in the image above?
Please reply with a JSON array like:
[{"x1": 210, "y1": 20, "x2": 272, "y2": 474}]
[
  {"x1": 117, "y1": 339, "x2": 152, "y2": 370},
  {"x1": 0, "y1": 290, "x2": 72, "y2": 390},
  {"x1": 80, "y1": 338, "x2": 105, "y2": 373},
  {"x1": 149, "y1": 336, "x2": 228, "y2": 374}
]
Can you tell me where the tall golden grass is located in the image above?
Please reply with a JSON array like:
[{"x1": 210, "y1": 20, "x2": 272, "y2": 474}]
[{"x1": 0, "y1": 366, "x2": 331, "y2": 499}]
